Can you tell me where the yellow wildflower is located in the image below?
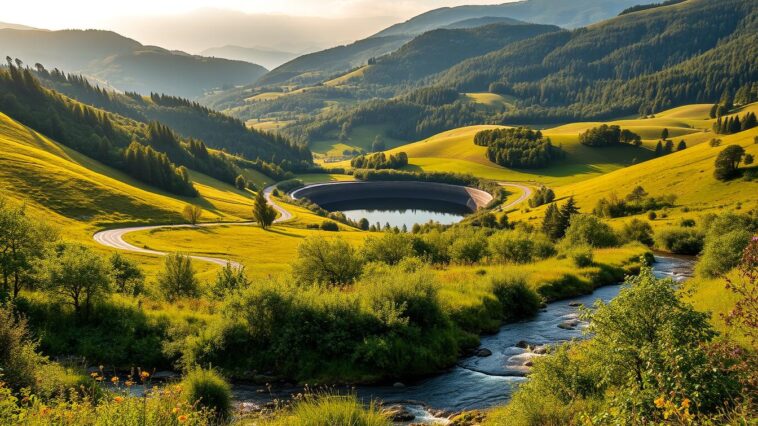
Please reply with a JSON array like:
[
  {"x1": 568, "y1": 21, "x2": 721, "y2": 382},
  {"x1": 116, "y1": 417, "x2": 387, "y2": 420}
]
[
  {"x1": 681, "y1": 398, "x2": 691, "y2": 409},
  {"x1": 114, "y1": 396, "x2": 124, "y2": 403},
  {"x1": 178, "y1": 414, "x2": 188, "y2": 423},
  {"x1": 111, "y1": 376, "x2": 119, "y2": 383},
  {"x1": 140, "y1": 371, "x2": 150, "y2": 380},
  {"x1": 172, "y1": 407, "x2": 180, "y2": 414},
  {"x1": 654, "y1": 396, "x2": 666, "y2": 408}
]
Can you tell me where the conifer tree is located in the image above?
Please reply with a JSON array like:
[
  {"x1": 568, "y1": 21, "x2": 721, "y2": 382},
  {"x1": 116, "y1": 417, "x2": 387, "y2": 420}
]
[
  {"x1": 655, "y1": 141, "x2": 664, "y2": 156},
  {"x1": 542, "y1": 203, "x2": 561, "y2": 240},
  {"x1": 677, "y1": 140, "x2": 687, "y2": 151}
]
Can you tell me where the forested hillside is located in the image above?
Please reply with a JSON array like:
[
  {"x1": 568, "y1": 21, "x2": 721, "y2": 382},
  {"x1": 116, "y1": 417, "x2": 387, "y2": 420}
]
[
  {"x1": 35, "y1": 67, "x2": 312, "y2": 169},
  {"x1": 290, "y1": 0, "x2": 758, "y2": 145},
  {"x1": 359, "y1": 23, "x2": 560, "y2": 85},
  {"x1": 0, "y1": 28, "x2": 267, "y2": 98},
  {"x1": 0, "y1": 64, "x2": 291, "y2": 195}
]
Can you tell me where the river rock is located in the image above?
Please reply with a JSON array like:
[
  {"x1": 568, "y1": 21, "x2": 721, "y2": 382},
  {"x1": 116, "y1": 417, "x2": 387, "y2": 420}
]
[
  {"x1": 568, "y1": 301, "x2": 583, "y2": 307},
  {"x1": 393, "y1": 382, "x2": 406, "y2": 388},
  {"x1": 558, "y1": 319, "x2": 580, "y2": 330},
  {"x1": 475, "y1": 348, "x2": 493, "y2": 357},
  {"x1": 515, "y1": 340, "x2": 530, "y2": 349},
  {"x1": 532, "y1": 345, "x2": 548, "y2": 355},
  {"x1": 383, "y1": 404, "x2": 415, "y2": 422}
]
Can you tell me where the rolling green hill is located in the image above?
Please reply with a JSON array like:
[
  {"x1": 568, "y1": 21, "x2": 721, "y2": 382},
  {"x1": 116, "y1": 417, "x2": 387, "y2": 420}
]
[{"x1": 0, "y1": 28, "x2": 267, "y2": 98}]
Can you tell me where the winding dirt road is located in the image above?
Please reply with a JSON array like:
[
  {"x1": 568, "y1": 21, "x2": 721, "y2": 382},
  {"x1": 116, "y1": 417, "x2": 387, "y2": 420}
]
[
  {"x1": 93, "y1": 182, "x2": 533, "y2": 266},
  {"x1": 93, "y1": 185, "x2": 289, "y2": 267}
]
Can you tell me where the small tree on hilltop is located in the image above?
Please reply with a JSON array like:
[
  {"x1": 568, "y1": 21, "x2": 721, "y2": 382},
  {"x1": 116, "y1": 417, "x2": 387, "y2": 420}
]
[
  {"x1": 677, "y1": 140, "x2": 687, "y2": 151},
  {"x1": 252, "y1": 190, "x2": 276, "y2": 229},
  {"x1": 661, "y1": 128, "x2": 669, "y2": 140},
  {"x1": 183, "y1": 204, "x2": 202, "y2": 225},
  {"x1": 714, "y1": 145, "x2": 745, "y2": 181}
]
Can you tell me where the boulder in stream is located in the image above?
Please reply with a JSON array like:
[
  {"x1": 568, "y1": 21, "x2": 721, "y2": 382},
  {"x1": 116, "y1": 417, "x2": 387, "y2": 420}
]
[
  {"x1": 475, "y1": 348, "x2": 492, "y2": 357},
  {"x1": 383, "y1": 404, "x2": 415, "y2": 422}
]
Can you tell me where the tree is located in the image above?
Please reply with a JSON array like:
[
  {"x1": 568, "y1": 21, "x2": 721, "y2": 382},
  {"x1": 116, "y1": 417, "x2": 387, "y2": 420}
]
[
  {"x1": 363, "y1": 232, "x2": 415, "y2": 265},
  {"x1": 252, "y1": 190, "x2": 276, "y2": 229},
  {"x1": 542, "y1": 203, "x2": 563, "y2": 240},
  {"x1": 0, "y1": 201, "x2": 58, "y2": 298},
  {"x1": 654, "y1": 141, "x2": 664, "y2": 156},
  {"x1": 557, "y1": 196, "x2": 580, "y2": 239},
  {"x1": 37, "y1": 243, "x2": 112, "y2": 317},
  {"x1": 714, "y1": 145, "x2": 745, "y2": 181},
  {"x1": 677, "y1": 140, "x2": 687, "y2": 151},
  {"x1": 664, "y1": 139, "x2": 674, "y2": 153},
  {"x1": 210, "y1": 262, "x2": 249, "y2": 299},
  {"x1": 625, "y1": 186, "x2": 648, "y2": 203},
  {"x1": 292, "y1": 237, "x2": 363, "y2": 285},
  {"x1": 110, "y1": 253, "x2": 144, "y2": 295},
  {"x1": 745, "y1": 154, "x2": 754, "y2": 165},
  {"x1": 183, "y1": 204, "x2": 202, "y2": 225},
  {"x1": 584, "y1": 268, "x2": 726, "y2": 418},
  {"x1": 157, "y1": 253, "x2": 199, "y2": 300},
  {"x1": 235, "y1": 175, "x2": 247, "y2": 190},
  {"x1": 661, "y1": 128, "x2": 669, "y2": 140},
  {"x1": 358, "y1": 218, "x2": 370, "y2": 231}
]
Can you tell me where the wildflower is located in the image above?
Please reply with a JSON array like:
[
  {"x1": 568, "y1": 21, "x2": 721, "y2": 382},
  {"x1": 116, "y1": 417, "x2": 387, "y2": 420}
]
[
  {"x1": 125, "y1": 380, "x2": 135, "y2": 387},
  {"x1": 680, "y1": 398, "x2": 690, "y2": 409},
  {"x1": 654, "y1": 396, "x2": 666, "y2": 408},
  {"x1": 172, "y1": 407, "x2": 180, "y2": 414},
  {"x1": 114, "y1": 396, "x2": 124, "y2": 403},
  {"x1": 90, "y1": 372, "x2": 99, "y2": 378},
  {"x1": 140, "y1": 371, "x2": 150, "y2": 380},
  {"x1": 178, "y1": 414, "x2": 188, "y2": 423},
  {"x1": 111, "y1": 376, "x2": 119, "y2": 384}
]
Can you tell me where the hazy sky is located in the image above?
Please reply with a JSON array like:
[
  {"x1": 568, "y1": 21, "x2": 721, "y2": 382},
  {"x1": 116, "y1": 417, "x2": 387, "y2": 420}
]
[{"x1": 7, "y1": 0, "x2": 511, "y2": 30}]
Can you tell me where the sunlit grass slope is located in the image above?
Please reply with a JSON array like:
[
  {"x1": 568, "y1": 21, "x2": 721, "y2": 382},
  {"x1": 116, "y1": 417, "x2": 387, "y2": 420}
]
[
  {"x1": 0, "y1": 112, "x2": 255, "y2": 239},
  {"x1": 509, "y1": 126, "x2": 758, "y2": 227}
]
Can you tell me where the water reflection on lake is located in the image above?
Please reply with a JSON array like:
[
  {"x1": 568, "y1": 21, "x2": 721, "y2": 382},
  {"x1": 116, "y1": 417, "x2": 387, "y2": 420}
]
[{"x1": 320, "y1": 197, "x2": 471, "y2": 229}]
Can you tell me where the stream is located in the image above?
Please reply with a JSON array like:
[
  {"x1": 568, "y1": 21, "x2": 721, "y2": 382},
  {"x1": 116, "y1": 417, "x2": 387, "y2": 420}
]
[{"x1": 232, "y1": 254, "x2": 696, "y2": 423}]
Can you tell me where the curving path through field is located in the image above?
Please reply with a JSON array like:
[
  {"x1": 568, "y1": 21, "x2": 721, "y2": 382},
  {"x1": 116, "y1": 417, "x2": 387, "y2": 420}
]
[
  {"x1": 94, "y1": 182, "x2": 533, "y2": 267},
  {"x1": 93, "y1": 185, "x2": 289, "y2": 267},
  {"x1": 498, "y1": 182, "x2": 533, "y2": 211}
]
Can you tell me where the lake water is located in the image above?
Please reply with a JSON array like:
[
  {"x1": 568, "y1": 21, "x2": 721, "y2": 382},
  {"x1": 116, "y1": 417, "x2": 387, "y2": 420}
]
[{"x1": 320, "y1": 197, "x2": 471, "y2": 229}]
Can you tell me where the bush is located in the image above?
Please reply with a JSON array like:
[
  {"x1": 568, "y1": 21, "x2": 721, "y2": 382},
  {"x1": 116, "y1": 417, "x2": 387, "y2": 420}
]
[
  {"x1": 488, "y1": 231, "x2": 534, "y2": 263},
  {"x1": 0, "y1": 305, "x2": 46, "y2": 392},
  {"x1": 292, "y1": 237, "x2": 363, "y2": 285},
  {"x1": 655, "y1": 228, "x2": 704, "y2": 254},
  {"x1": 276, "y1": 178, "x2": 305, "y2": 193},
  {"x1": 491, "y1": 275, "x2": 542, "y2": 321},
  {"x1": 697, "y1": 230, "x2": 752, "y2": 278},
  {"x1": 620, "y1": 218, "x2": 654, "y2": 246},
  {"x1": 363, "y1": 232, "x2": 415, "y2": 265},
  {"x1": 564, "y1": 215, "x2": 618, "y2": 248},
  {"x1": 450, "y1": 235, "x2": 488, "y2": 264},
  {"x1": 181, "y1": 368, "x2": 232, "y2": 420},
  {"x1": 319, "y1": 220, "x2": 339, "y2": 231},
  {"x1": 567, "y1": 245, "x2": 594, "y2": 267}
]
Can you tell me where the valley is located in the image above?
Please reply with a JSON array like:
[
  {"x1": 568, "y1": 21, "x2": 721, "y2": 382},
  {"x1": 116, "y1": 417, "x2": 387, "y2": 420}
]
[{"x1": 0, "y1": 0, "x2": 756, "y2": 425}]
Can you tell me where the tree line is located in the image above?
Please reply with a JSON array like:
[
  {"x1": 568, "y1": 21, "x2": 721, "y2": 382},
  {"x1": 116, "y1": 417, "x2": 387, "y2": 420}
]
[
  {"x1": 474, "y1": 127, "x2": 564, "y2": 168},
  {"x1": 350, "y1": 152, "x2": 409, "y2": 169}
]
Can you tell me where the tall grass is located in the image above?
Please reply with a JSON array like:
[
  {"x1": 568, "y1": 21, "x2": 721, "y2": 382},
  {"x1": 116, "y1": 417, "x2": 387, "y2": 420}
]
[{"x1": 263, "y1": 393, "x2": 389, "y2": 426}]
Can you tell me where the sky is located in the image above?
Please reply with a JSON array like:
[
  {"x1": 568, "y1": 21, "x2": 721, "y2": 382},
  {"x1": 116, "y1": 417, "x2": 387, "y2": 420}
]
[{"x1": 5, "y1": 0, "x2": 510, "y2": 30}]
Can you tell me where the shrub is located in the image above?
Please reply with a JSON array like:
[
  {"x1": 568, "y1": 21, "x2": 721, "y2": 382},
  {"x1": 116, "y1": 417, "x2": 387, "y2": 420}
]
[
  {"x1": 363, "y1": 232, "x2": 415, "y2": 265},
  {"x1": 490, "y1": 275, "x2": 542, "y2": 321},
  {"x1": 567, "y1": 245, "x2": 594, "y2": 267},
  {"x1": 157, "y1": 253, "x2": 200, "y2": 300},
  {"x1": 679, "y1": 218, "x2": 696, "y2": 227},
  {"x1": 620, "y1": 218, "x2": 654, "y2": 246},
  {"x1": 563, "y1": 215, "x2": 618, "y2": 248},
  {"x1": 697, "y1": 230, "x2": 752, "y2": 278},
  {"x1": 209, "y1": 262, "x2": 249, "y2": 299},
  {"x1": 714, "y1": 145, "x2": 746, "y2": 181},
  {"x1": 319, "y1": 220, "x2": 339, "y2": 231},
  {"x1": 276, "y1": 178, "x2": 305, "y2": 193},
  {"x1": 450, "y1": 235, "x2": 488, "y2": 264},
  {"x1": 655, "y1": 228, "x2": 704, "y2": 254},
  {"x1": 648, "y1": 211, "x2": 657, "y2": 220},
  {"x1": 0, "y1": 305, "x2": 46, "y2": 392},
  {"x1": 292, "y1": 237, "x2": 363, "y2": 285},
  {"x1": 181, "y1": 368, "x2": 232, "y2": 420}
]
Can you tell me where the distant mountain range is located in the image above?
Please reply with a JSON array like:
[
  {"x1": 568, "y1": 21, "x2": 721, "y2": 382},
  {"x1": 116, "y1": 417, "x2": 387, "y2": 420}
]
[
  {"x1": 258, "y1": 0, "x2": 657, "y2": 87},
  {"x1": 373, "y1": 0, "x2": 653, "y2": 38},
  {"x1": 0, "y1": 28, "x2": 267, "y2": 98},
  {"x1": 200, "y1": 45, "x2": 299, "y2": 70}
]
